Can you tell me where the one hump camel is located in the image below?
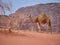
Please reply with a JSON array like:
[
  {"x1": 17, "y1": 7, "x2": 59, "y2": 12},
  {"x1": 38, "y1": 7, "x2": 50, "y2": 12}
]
[{"x1": 29, "y1": 13, "x2": 52, "y2": 33}]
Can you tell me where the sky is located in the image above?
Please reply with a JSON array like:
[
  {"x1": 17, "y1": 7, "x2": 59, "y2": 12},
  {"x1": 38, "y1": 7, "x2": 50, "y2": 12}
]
[{"x1": 1, "y1": 0, "x2": 60, "y2": 15}]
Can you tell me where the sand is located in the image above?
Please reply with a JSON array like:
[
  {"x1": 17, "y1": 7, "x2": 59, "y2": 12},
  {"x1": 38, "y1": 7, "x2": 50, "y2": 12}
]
[{"x1": 0, "y1": 30, "x2": 60, "y2": 45}]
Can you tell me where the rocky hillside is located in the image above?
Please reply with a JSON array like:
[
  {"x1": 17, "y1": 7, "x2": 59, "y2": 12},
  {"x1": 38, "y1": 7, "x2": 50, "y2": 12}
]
[
  {"x1": 0, "y1": 3, "x2": 60, "y2": 32},
  {"x1": 0, "y1": 15, "x2": 10, "y2": 29}
]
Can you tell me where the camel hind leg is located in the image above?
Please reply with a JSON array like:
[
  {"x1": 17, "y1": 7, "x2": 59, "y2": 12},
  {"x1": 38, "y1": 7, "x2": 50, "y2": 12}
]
[{"x1": 47, "y1": 19, "x2": 52, "y2": 33}]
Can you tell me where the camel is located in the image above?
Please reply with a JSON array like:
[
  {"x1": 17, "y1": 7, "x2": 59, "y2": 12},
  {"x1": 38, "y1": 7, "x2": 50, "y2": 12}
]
[{"x1": 29, "y1": 13, "x2": 52, "y2": 33}]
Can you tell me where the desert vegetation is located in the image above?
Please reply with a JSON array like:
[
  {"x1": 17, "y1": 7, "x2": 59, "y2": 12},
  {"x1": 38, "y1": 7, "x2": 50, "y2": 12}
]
[{"x1": 0, "y1": 0, "x2": 12, "y2": 15}]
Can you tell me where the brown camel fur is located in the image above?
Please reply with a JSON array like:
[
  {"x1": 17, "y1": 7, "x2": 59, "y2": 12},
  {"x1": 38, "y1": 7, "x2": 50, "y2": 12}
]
[{"x1": 29, "y1": 13, "x2": 52, "y2": 33}]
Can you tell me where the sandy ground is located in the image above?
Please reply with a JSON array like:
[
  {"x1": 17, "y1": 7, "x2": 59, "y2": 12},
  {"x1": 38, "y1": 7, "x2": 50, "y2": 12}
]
[{"x1": 0, "y1": 30, "x2": 60, "y2": 45}]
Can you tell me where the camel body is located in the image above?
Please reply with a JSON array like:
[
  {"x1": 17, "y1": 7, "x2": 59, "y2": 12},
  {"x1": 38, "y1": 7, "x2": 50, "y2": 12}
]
[{"x1": 29, "y1": 13, "x2": 52, "y2": 33}]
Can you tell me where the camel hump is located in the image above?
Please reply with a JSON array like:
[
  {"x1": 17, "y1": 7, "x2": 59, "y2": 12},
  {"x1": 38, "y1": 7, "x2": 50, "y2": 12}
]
[
  {"x1": 38, "y1": 14, "x2": 47, "y2": 20},
  {"x1": 41, "y1": 13, "x2": 47, "y2": 17}
]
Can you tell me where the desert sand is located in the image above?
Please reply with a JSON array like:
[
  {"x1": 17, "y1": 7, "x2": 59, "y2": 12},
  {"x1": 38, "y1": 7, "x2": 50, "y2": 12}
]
[{"x1": 0, "y1": 30, "x2": 60, "y2": 45}]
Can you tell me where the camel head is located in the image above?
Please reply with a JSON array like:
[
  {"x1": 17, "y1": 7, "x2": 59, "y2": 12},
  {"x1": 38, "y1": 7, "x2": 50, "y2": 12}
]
[
  {"x1": 29, "y1": 14, "x2": 35, "y2": 23},
  {"x1": 29, "y1": 14, "x2": 32, "y2": 18}
]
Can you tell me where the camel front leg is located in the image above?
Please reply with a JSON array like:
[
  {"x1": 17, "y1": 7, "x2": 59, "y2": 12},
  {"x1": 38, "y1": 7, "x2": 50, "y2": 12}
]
[{"x1": 37, "y1": 23, "x2": 41, "y2": 32}]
